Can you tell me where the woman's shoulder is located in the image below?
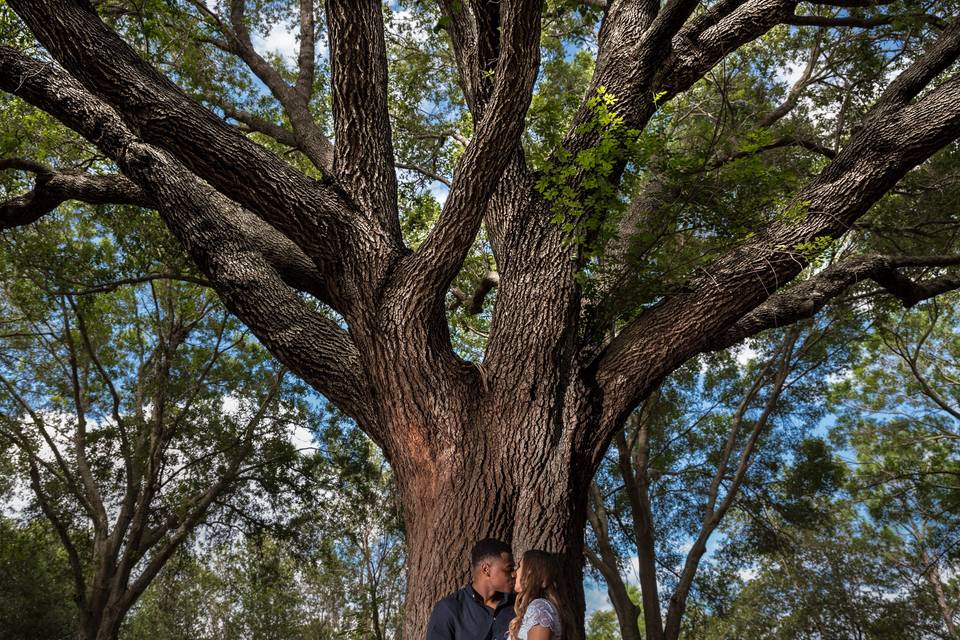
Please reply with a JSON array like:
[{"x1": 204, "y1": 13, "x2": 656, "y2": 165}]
[
  {"x1": 524, "y1": 597, "x2": 561, "y2": 629},
  {"x1": 528, "y1": 597, "x2": 558, "y2": 612}
]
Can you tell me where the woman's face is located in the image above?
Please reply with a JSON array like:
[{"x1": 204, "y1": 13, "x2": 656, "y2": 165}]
[{"x1": 514, "y1": 560, "x2": 524, "y2": 593}]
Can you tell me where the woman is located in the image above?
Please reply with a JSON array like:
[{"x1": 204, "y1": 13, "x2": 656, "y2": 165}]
[{"x1": 508, "y1": 550, "x2": 575, "y2": 640}]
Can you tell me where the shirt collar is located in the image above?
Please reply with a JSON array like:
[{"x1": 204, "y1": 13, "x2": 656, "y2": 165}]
[{"x1": 466, "y1": 585, "x2": 513, "y2": 607}]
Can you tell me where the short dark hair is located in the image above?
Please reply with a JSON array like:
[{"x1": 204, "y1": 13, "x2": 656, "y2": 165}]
[{"x1": 471, "y1": 538, "x2": 512, "y2": 567}]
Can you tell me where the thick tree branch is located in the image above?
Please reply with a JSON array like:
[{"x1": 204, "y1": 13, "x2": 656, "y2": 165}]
[
  {"x1": 707, "y1": 254, "x2": 960, "y2": 352},
  {"x1": 0, "y1": 46, "x2": 374, "y2": 427},
  {"x1": 326, "y1": 0, "x2": 400, "y2": 235},
  {"x1": 0, "y1": 160, "x2": 150, "y2": 228},
  {"x1": 664, "y1": 0, "x2": 798, "y2": 100},
  {"x1": 0, "y1": 151, "x2": 327, "y2": 302},
  {"x1": 295, "y1": 0, "x2": 317, "y2": 99}
]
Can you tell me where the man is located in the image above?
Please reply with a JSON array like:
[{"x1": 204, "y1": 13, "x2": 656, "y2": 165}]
[{"x1": 426, "y1": 538, "x2": 516, "y2": 640}]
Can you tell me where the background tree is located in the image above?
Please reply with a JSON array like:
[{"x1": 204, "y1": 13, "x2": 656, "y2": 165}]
[
  {"x1": 0, "y1": 516, "x2": 78, "y2": 639},
  {"x1": 4, "y1": 1, "x2": 960, "y2": 635},
  {"x1": 0, "y1": 198, "x2": 330, "y2": 638},
  {"x1": 585, "y1": 312, "x2": 855, "y2": 640},
  {"x1": 832, "y1": 298, "x2": 960, "y2": 637},
  {"x1": 119, "y1": 427, "x2": 405, "y2": 640}
]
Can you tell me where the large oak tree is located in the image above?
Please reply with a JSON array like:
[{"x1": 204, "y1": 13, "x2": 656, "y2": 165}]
[{"x1": 4, "y1": 0, "x2": 960, "y2": 637}]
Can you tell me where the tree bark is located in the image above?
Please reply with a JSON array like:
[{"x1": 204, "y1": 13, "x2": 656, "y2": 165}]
[{"x1": 368, "y1": 343, "x2": 596, "y2": 639}]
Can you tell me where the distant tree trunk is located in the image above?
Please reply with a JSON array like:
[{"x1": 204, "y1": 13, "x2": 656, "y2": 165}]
[{"x1": 922, "y1": 549, "x2": 958, "y2": 638}]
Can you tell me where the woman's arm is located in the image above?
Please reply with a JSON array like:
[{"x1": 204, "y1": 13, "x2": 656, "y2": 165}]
[{"x1": 527, "y1": 625, "x2": 554, "y2": 640}]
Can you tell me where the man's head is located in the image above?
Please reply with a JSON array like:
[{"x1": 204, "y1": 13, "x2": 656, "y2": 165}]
[{"x1": 470, "y1": 538, "x2": 515, "y2": 594}]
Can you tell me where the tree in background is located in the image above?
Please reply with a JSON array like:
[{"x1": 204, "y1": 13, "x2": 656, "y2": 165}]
[
  {"x1": 832, "y1": 299, "x2": 960, "y2": 637},
  {"x1": 119, "y1": 427, "x2": 405, "y2": 640},
  {"x1": 0, "y1": 516, "x2": 78, "y2": 639},
  {"x1": 0, "y1": 203, "x2": 329, "y2": 638},
  {"x1": 4, "y1": 1, "x2": 960, "y2": 635},
  {"x1": 585, "y1": 312, "x2": 856, "y2": 640}
]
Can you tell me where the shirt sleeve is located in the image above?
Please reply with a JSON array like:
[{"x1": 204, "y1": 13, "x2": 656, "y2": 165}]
[
  {"x1": 526, "y1": 599, "x2": 561, "y2": 636},
  {"x1": 426, "y1": 601, "x2": 455, "y2": 640}
]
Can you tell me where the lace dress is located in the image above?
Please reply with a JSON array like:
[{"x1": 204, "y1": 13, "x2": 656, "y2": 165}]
[{"x1": 517, "y1": 598, "x2": 562, "y2": 639}]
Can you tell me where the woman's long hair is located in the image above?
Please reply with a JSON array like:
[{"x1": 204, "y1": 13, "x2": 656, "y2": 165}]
[{"x1": 508, "y1": 550, "x2": 575, "y2": 640}]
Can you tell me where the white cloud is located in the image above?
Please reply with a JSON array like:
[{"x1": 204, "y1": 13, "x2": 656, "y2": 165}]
[
  {"x1": 222, "y1": 394, "x2": 240, "y2": 415},
  {"x1": 290, "y1": 424, "x2": 316, "y2": 452},
  {"x1": 738, "y1": 566, "x2": 759, "y2": 581},
  {"x1": 390, "y1": 8, "x2": 431, "y2": 45},
  {"x1": 583, "y1": 580, "x2": 613, "y2": 617},
  {"x1": 430, "y1": 181, "x2": 449, "y2": 207},
  {"x1": 773, "y1": 59, "x2": 807, "y2": 91},
  {"x1": 253, "y1": 22, "x2": 300, "y2": 66},
  {"x1": 735, "y1": 344, "x2": 758, "y2": 367}
]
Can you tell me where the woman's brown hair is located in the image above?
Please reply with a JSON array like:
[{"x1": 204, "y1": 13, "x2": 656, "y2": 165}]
[{"x1": 508, "y1": 550, "x2": 575, "y2": 640}]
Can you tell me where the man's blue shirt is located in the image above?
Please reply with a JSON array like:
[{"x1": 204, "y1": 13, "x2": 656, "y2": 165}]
[{"x1": 426, "y1": 585, "x2": 516, "y2": 640}]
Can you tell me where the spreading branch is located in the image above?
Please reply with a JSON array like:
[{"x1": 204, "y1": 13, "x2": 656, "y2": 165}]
[
  {"x1": 0, "y1": 44, "x2": 374, "y2": 427},
  {"x1": 707, "y1": 254, "x2": 960, "y2": 352},
  {"x1": 0, "y1": 152, "x2": 328, "y2": 303},
  {"x1": 7, "y1": 0, "x2": 382, "y2": 301},
  {"x1": 0, "y1": 159, "x2": 149, "y2": 228}
]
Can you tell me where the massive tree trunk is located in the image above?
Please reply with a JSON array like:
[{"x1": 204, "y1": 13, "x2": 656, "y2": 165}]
[
  {"x1": 363, "y1": 249, "x2": 601, "y2": 636},
  {"x1": 4, "y1": 2, "x2": 960, "y2": 639}
]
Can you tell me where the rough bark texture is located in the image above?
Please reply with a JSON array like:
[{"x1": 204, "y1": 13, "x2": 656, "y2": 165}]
[{"x1": 3, "y1": 2, "x2": 960, "y2": 639}]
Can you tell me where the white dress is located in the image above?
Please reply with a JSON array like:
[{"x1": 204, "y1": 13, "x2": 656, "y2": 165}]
[{"x1": 517, "y1": 597, "x2": 562, "y2": 639}]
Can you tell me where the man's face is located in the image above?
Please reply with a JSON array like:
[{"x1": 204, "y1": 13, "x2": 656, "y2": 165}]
[{"x1": 482, "y1": 551, "x2": 516, "y2": 593}]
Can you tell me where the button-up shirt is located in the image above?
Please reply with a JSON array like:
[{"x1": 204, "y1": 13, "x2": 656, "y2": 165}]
[{"x1": 426, "y1": 585, "x2": 516, "y2": 640}]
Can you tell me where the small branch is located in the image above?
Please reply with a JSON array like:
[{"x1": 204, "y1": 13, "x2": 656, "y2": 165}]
[
  {"x1": 786, "y1": 13, "x2": 945, "y2": 29},
  {"x1": 699, "y1": 135, "x2": 837, "y2": 173},
  {"x1": 449, "y1": 271, "x2": 500, "y2": 315},
  {"x1": 395, "y1": 162, "x2": 452, "y2": 188},
  {"x1": 49, "y1": 273, "x2": 211, "y2": 296},
  {"x1": 758, "y1": 32, "x2": 823, "y2": 128}
]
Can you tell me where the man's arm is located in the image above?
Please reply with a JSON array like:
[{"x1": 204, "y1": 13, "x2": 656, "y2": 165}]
[{"x1": 426, "y1": 600, "x2": 456, "y2": 640}]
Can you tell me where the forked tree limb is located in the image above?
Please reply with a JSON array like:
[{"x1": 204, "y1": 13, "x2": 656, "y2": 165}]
[
  {"x1": 0, "y1": 153, "x2": 330, "y2": 302},
  {"x1": 6, "y1": 0, "x2": 386, "y2": 301},
  {"x1": 390, "y1": 0, "x2": 543, "y2": 315},
  {"x1": 0, "y1": 160, "x2": 150, "y2": 228}
]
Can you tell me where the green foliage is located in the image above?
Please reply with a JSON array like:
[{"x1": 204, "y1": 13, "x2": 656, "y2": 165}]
[
  {"x1": 121, "y1": 425, "x2": 405, "y2": 640},
  {"x1": 0, "y1": 517, "x2": 77, "y2": 640},
  {"x1": 535, "y1": 87, "x2": 643, "y2": 261},
  {"x1": 697, "y1": 506, "x2": 948, "y2": 640},
  {"x1": 585, "y1": 609, "x2": 620, "y2": 640}
]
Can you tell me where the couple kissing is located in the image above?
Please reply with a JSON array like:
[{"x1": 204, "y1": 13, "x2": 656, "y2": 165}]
[{"x1": 427, "y1": 539, "x2": 574, "y2": 640}]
